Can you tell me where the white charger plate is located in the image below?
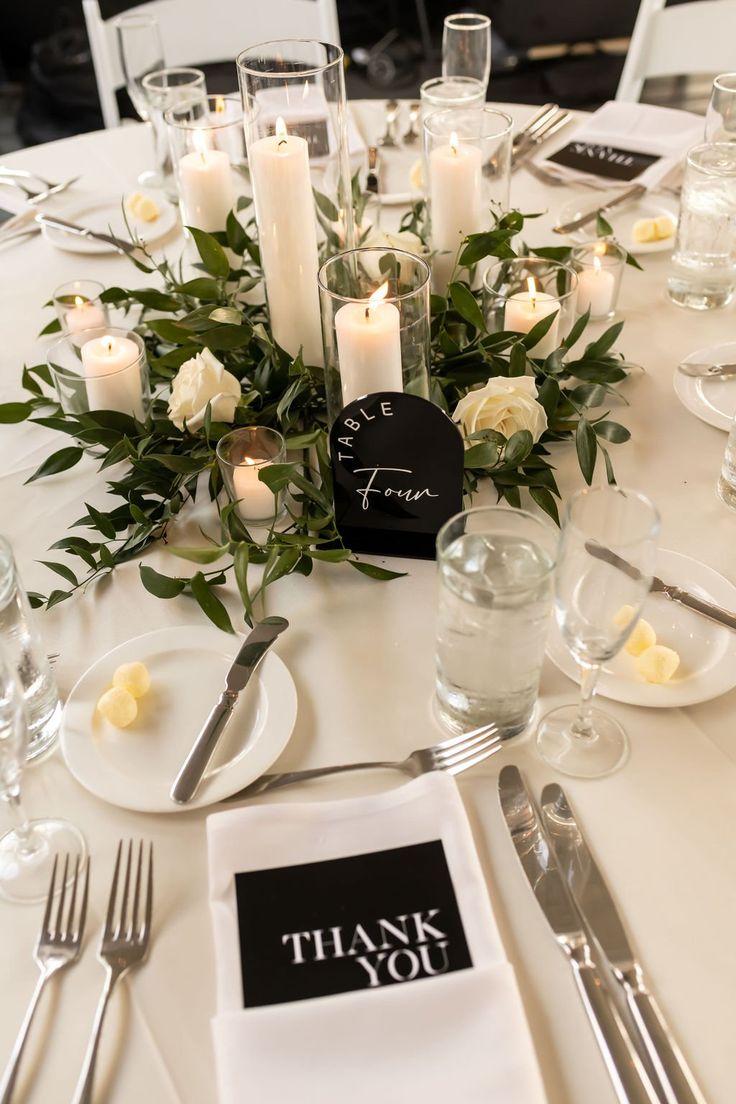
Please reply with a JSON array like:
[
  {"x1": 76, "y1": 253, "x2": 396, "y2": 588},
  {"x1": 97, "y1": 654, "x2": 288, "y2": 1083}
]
[
  {"x1": 673, "y1": 340, "x2": 736, "y2": 432},
  {"x1": 556, "y1": 194, "x2": 678, "y2": 254},
  {"x1": 546, "y1": 549, "x2": 736, "y2": 707},
  {"x1": 61, "y1": 625, "x2": 297, "y2": 812},
  {"x1": 41, "y1": 191, "x2": 177, "y2": 254}
]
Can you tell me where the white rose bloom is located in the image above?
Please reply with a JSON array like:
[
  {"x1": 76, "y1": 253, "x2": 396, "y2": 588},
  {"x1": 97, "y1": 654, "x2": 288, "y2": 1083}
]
[
  {"x1": 168, "y1": 348, "x2": 241, "y2": 432},
  {"x1": 453, "y1": 376, "x2": 548, "y2": 444},
  {"x1": 360, "y1": 228, "x2": 428, "y2": 281}
]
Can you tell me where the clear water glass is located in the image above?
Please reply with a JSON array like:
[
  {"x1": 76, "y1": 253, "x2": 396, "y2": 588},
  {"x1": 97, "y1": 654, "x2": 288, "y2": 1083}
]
[
  {"x1": 0, "y1": 651, "x2": 85, "y2": 903},
  {"x1": 705, "y1": 73, "x2": 736, "y2": 141},
  {"x1": 141, "y1": 67, "x2": 207, "y2": 198},
  {"x1": 667, "y1": 143, "x2": 736, "y2": 310},
  {"x1": 442, "y1": 13, "x2": 492, "y2": 91},
  {"x1": 116, "y1": 12, "x2": 166, "y2": 185},
  {"x1": 717, "y1": 413, "x2": 736, "y2": 507},
  {"x1": 435, "y1": 506, "x2": 558, "y2": 737},
  {"x1": 0, "y1": 537, "x2": 61, "y2": 762},
  {"x1": 536, "y1": 486, "x2": 660, "y2": 779}
]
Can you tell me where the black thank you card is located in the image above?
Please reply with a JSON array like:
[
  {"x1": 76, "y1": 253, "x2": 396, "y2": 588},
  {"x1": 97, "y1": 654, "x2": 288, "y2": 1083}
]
[
  {"x1": 549, "y1": 141, "x2": 660, "y2": 181},
  {"x1": 235, "y1": 840, "x2": 473, "y2": 1008}
]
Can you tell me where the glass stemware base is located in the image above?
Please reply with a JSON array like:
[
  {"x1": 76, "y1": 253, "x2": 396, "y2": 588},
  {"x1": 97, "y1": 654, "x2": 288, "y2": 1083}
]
[
  {"x1": 536, "y1": 704, "x2": 628, "y2": 779},
  {"x1": 0, "y1": 818, "x2": 87, "y2": 903}
]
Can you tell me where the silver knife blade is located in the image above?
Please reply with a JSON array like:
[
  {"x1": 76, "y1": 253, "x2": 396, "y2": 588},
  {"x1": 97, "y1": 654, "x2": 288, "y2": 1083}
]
[
  {"x1": 512, "y1": 111, "x2": 574, "y2": 169},
  {"x1": 35, "y1": 213, "x2": 140, "y2": 256},
  {"x1": 170, "y1": 616, "x2": 289, "y2": 804},
  {"x1": 554, "y1": 183, "x2": 647, "y2": 235},
  {"x1": 677, "y1": 361, "x2": 736, "y2": 379},
  {"x1": 585, "y1": 540, "x2": 644, "y2": 583},
  {"x1": 512, "y1": 103, "x2": 559, "y2": 151}
]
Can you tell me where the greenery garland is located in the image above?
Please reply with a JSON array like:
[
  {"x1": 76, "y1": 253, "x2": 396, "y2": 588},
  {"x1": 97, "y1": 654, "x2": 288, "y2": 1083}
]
[{"x1": 1, "y1": 199, "x2": 636, "y2": 631}]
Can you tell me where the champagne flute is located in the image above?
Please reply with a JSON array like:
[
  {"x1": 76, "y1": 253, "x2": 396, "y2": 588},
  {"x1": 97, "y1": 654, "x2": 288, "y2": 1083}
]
[
  {"x1": 0, "y1": 650, "x2": 86, "y2": 902},
  {"x1": 705, "y1": 73, "x2": 736, "y2": 141},
  {"x1": 442, "y1": 12, "x2": 492, "y2": 92},
  {"x1": 536, "y1": 486, "x2": 660, "y2": 779},
  {"x1": 116, "y1": 12, "x2": 166, "y2": 185}
]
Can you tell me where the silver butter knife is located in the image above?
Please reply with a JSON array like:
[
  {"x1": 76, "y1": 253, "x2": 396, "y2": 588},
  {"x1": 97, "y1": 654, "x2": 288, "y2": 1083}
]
[
  {"x1": 170, "y1": 616, "x2": 289, "y2": 804},
  {"x1": 585, "y1": 541, "x2": 736, "y2": 632},
  {"x1": 554, "y1": 183, "x2": 647, "y2": 235},
  {"x1": 35, "y1": 213, "x2": 141, "y2": 256},
  {"x1": 677, "y1": 361, "x2": 736, "y2": 379},
  {"x1": 499, "y1": 766, "x2": 660, "y2": 1104},
  {"x1": 541, "y1": 784, "x2": 707, "y2": 1104}
]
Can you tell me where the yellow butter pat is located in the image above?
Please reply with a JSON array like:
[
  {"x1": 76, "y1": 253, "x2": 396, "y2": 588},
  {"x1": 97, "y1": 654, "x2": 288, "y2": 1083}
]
[
  {"x1": 624, "y1": 618, "x2": 657, "y2": 656},
  {"x1": 113, "y1": 661, "x2": 151, "y2": 699},
  {"x1": 613, "y1": 604, "x2": 636, "y2": 630},
  {"x1": 653, "y1": 215, "x2": 675, "y2": 240},
  {"x1": 97, "y1": 686, "x2": 138, "y2": 727},
  {"x1": 409, "y1": 159, "x2": 424, "y2": 192},
  {"x1": 632, "y1": 218, "x2": 656, "y2": 243},
  {"x1": 636, "y1": 645, "x2": 680, "y2": 684},
  {"x1": 127, "y1": 192, "x2": 159, "y2": 222}
]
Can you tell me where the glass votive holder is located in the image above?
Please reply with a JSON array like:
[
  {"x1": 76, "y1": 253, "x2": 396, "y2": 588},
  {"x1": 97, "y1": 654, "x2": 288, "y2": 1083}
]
[
  {"x1": 483, "y1": 257, "x2": 578, "y2": 359},
  {"x1": 420, "y1": 76, "x2": 487, "y2": 124},
  {"x1": 423, "y1": 107, "x2": 513, "y2": 295},
  {"x1": 216, "y1": 427, "x2": 286, "y2": 523},
  {"x1": 165, "y1": 94, "x2": 245, "y2": 233},
  {"x1": 47, "y1": 328, "x2": 150, "y2": 421},
  {"x1": 52, "y1": 281, "x2": 109, "y2": 335},
  {"x1": 317, "y1": 247, "x2": 431, "y2": 426},
  {"x1": 570, "y1": 240, "x2": 626, "y2": 321}
]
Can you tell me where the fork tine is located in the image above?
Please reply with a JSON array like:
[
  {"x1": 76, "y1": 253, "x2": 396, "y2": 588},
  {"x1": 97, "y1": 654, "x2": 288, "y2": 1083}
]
[
  {"x1": 131, "y1": 841, "x2": 143, "y2": 939},
  {"x1": 53, "y1": 854, "x2": 70, "y2": 939},
  {"x1": 431, "y1": 725, "x2": 499, "y2": 763},
  {"x1": 76, "y1": 858, "x2": 90, "y2": 943},
  {"x1": 440, "y1": 734, "x2": 503, "y2": 771},
  {"x1": 445, "y1": 740, "x2": 504, "y2": 775},
  {"x1": 66, "y1": 855, "x2": 80, "y2": 940},
  {"x1": 119, "y1": 840, "x2": 133, "y2": 939},
  {"x1": 104, "y1": 841, "x2": 123, "y2": 939},
  {"x1": 142, "y1": 843, "x2": 153, "y2": 942},
  {"x1": 432, "y1": 721, "x2": 498, "y2": 754},
  {"x1": 41, "y1": 854, "x2": 59, "y2": 939}
]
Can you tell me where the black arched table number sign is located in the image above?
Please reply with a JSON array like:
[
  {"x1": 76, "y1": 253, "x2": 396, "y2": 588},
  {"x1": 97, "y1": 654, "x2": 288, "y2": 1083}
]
[{"x1": 329, "y1": 392, "x2": 465, "y2": 560}]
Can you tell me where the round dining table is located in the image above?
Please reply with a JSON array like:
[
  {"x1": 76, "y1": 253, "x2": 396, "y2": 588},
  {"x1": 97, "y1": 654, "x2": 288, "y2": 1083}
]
[{"x1": 1, "y1": 100, "x2": 735, "y2": 1104}]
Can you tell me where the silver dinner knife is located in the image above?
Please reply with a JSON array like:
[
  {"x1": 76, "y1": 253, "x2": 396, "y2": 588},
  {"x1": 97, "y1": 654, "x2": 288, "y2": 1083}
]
[
  {"x1": 34, "y1": 213, "x2": 141, "y2": 256},
  {"x1": 512, "y1": 111, "x2": 574, "y2": 169},
  {"x1": 585, "y1": 540, "x2": 736, "y2": 632},
  {"x1": 170, "y1": 616, "x2": 289, "y2": 804},
  {"x1": 541, "y1": 784, "x2": 707, "y2": 1104},
  {"x1": 554, "y1": 183, "x2": 647, "y2": 235},
  {"x1": 499, "y1": 766, "x2": 660, "y2": 1104},
  {"x1": 677, "y1": 361, "x2": 736, "y2": 379}
]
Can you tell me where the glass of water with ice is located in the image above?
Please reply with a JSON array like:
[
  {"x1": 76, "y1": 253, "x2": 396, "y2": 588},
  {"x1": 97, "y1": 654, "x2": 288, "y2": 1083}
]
[
  {"x1": 435, "y1": 506, "x2": 558, "y2": 738},
  {"x1": 667, "y1": 143, "x2": 736, "y2": 310}
]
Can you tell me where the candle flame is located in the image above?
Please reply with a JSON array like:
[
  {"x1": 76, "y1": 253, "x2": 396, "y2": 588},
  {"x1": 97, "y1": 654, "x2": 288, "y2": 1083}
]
[
  {"x1": 74, "y1": 296, "x2": 85, "y2": 308},
  {"x1": 276, "y1": 115, "x2": 288, "y2": 150},
  {"x1": 593, "y1": 254, "x2": 603, "y2": 275},
  {"x1": 215, "y1": 96, "x2": 226, "y2": 114},
  {"x1": 365, "y1": 280, "x2": 389, "y2": 319},
  {"x1": 101, "y1": 335, "x2": 115, "y2": 354},
  {"x1": 594, "y1": 241, "x2": 607, "y2": 256},
  {"x1": 526, "y1": 276, "x2": 537, "y2": 308},
  {"x1": 193, "y1": 127, "x2": 210, "y2": 162},
  {"x1": 302, "y1": 79, "x2": 310, "y2": 101},
  {"x1": 450, "y1": 131, "x2": 459, "y2": 155},
  {"x1": 244, "y1": 456, "x2": 257, "y2": 466}
]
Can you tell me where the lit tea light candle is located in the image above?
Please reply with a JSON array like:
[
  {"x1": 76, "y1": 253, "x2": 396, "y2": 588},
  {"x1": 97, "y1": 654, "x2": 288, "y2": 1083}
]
[
  {"x1": 504, "y1": 277, "x2": 560, "y2": 358},
  {"x1": 576, "y1": 244, "x2": 617, "y2": 319},
  {"x1": 178, "y1": 127, "x2": 234, "y2": 232},
  {"x1": 335, "y1": 280, "x2": 403, "y2": 407},
  {"x1": 428, "y1": 129, "x2": 484, "y2": 294},
  {"x1": 249, "y1": 116, "x2": 323, "y2": 366},
  {"x1": 80, "y1": 334, "x2": 144, "y2": 417},
  {"x1": 232, "y1": 455, "x2": 276, "y2": 520},
  {"x1": 63, "y1": 294, "x2": 107, "y2": 334}
]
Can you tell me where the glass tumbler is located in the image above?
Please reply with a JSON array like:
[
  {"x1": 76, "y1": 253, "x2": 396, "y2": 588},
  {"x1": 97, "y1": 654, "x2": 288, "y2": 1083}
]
[
  {"x1": 442, "y1": 13, "x2": 492, "y2": 90},
  {"x1": 705, "y1": 74, "x2": 736, "y2": 141},
  {"x1": 717, "y1": 413, "x2": 736, "y2": 507},
  {"x1": 0, "y1": 537, "x2": 61, "y2": 762},
  {"x1": 435, "y1": 506, "x2": 558, "y2": 737},
  {"x1": 667, "y1": 143, "x2": 736, "y2": 310}
]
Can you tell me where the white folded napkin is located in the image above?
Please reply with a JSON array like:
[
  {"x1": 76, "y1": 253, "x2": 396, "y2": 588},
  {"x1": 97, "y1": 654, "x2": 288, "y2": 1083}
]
[
  {"x1": 537, "y1": 100, "x2": 703, "y2": 189},
  {"x1": 207, "y1": 773, "x2": 547, "y2": 1104}
]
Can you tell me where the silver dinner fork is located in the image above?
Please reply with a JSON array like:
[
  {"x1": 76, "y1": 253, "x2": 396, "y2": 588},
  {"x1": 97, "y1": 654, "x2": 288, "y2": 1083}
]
[
  {"x1": 72, "y1": 841, "x2": 153, "y2": 1104},
  {"x1": 0, "y1": 166, "x2": 68, "y2": 190},
  {"x1": 225, "y1": 721, "x2": 503, "y2": 801},
  {"x1": 0, "y1": 174, "x2": 80, "y2": 203},
  {"x1": 0, "y1": 854, "x2": 89, "y2": 1104}
]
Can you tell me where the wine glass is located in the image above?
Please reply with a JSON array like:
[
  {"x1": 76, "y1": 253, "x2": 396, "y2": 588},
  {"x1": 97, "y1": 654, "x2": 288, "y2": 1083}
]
[
  {"x1": 705, "y1": 73, "x2": 736, "y2": 141},
  {"x1": 442, "y1": 13, "x2": 492, "y2": 92},
  {"x1": 0, "y1": 650, "x2": 86, "y2": 902},
  {"x1": 536, "y1": 486, "x2": 660, "y2": 779},
  {"x1": 116, "y1": 12, "x2": 166, "y2": 185},
  {"x1": 141, "y1": 67, "x2": 207, "y2": 197}
]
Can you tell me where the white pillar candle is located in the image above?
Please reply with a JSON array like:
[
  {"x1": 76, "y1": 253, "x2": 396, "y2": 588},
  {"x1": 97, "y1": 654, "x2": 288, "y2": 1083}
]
[
  {"x1": 249, "y1": 117, "x2": 323, "y2": 367},
  {"x1": 576, "y1": 254, "x2": 616, "y2": 318},
  {"x1": 178, "y1": 130, "x2": 234, "y2": 233},
  {"x1": 428, "y1": 131, "x2": 484, "y2": 294},
  {"x1": 80, "y1": 334, "x2": 144, "y2": 418},
  {"x1": 335, "y1": 281, "x2": 403, "y2": 407},
  {"x1": 232, "y1": 457, "x2": 276, "y2": 520},
  {"x1": 64, "y1": 296, "x2": 106, "y2": 334},
  {"x1": 504, "y1": 279, "x2": 560, "y2": 358}
]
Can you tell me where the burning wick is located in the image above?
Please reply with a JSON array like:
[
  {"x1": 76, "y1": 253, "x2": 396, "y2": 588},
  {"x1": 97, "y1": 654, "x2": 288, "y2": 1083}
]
[
  {"x1": 193, "y1": 128, "x2": 209, "y2": 166},
  {"x1": 276, "y1": 116, "x2": 288, "y2": 152},
  {"x1": 365, "y1": 280, "x2": 389, "y2": 320},
  {"x1": 74, "y1": 296, "x2": 85, "y2": 308},
  {"x1": 527, "y1": 276, "x2": 537, "y2": 309},
  {"x1": 102, "y1": 335, "x2": 115, "y2": 355},
  {"x1": 450, "y1": 131, "x2": 459, "y2": 156}
]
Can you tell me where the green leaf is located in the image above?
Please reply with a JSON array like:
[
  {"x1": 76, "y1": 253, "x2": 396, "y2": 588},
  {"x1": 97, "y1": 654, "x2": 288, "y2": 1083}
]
[
  {"x1": 0, "y1": 402, "x2": 33, "y2": 423},
  {"x1": 520, "y1": 309, "x2": 559, "y2": 351},
  {"x1": 38, "y1": 317, "x2": 62, "y2": 336},
  {"x1": 350, "y1": 561, "x2": 407, "y2": 581},
  {"x1": 233, "y1": 543, "x2": 254, "y2": 625},
  {"x1": 25, "y1": 446, "x2": 84, "y2": 483},
  {"x1": 575, "y1": 419, "x2": 598, "y2": 484},
  {"x1": 584, "y1": 321, "x2": 624, "y2": 360},
  {"x1": 40, "y1": 560, "x2": 78, "y2": 586},
  {"x1": 169, "y1": 544, "x2": 229, "y2": 564},
  {"x1": 257, "y1": 462, "x2": 297, "y2": 494},
  {"x1": 47, "y1": 589, "x2": 71, "y2": 609},
  {"x1": 209, "y1": 306, "x2": 242, "y2": 325},
  {"x1": 226, "y1": 209, "x2": 248, "y2": 254},
  {"x1": 139, "y1": 564, "x2": 185, "y2": 599},
  {"x1": 310, "y1": 548, "x2": 352, "y2": 562},
  {"x1": 449, "y1": 282, "x2": 485, "y2": 332},
  {"x1": 464, "y1": 442, "x2": 501, "y2": 468},
  {"x1": 596, "y1": 214, "x2": 614, "y2": 237},
  {"x1": 99, "y1": 545, "x2": 116, "y2": 569},
  {"x1": 130, "y1": 288, "x2": 181, "y2": 311},
  {"x1": 536, "y1": 377, "x2": 561, "y2": 417},
  {"x1": 528, "y1": 485, "x2": 560, "y2": 525},
  {"x1": 313, "y1": 189, "x2": 340, "y2": 223},
  {"x1": 563, "y1": 308, "x2": 590, "y2": 349},
  {"x1": 594, "y1": 419, "x2": 631, "y2": 443},
  {"x1": 509, "y1": 342, "x2": 527, "y2": 377},
  {"x1": 186, "y1": 226, "x2": 230, "y2": 279},
  {"x1": 84, "y1": 502, "x2": 117, "y2": 540},
  {"x1": 189, "y1": 571, "x2": 234, "y2": 632},
  {"x1": 504, "y1": 429, "x2": 533, "y2": 468},
  {"x1": 177, "y1": 277, "x2": 221, "y2": 299}
]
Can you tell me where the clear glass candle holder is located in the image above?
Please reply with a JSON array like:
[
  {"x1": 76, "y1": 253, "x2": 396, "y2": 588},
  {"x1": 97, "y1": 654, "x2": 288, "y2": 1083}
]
[
  {"x1": 423, "y1": 107, "x2": 512, "y2": 295},
  {"x1": 216, "y1": 427, "x2": 286, "y2": 523},
  {"x1": 318, "y1": 247, "x2": 431, "y2": 426},
  {"x1": 165, "y1": 94, "x2": 245, "y2": 233},
  {"x1": 420, "y1": 76, "x2": 487, "y2": 125},
  {"x1": 483, "y1": 257, "x2": 578, "y2": 359},
  {"x1": 570, "y1": 240, "x2": 626, "y2": 321},
  {"x1": 52, "y1": 281, "x2": 109, "y2": 335},
  {"x1": 237, "y1": 40, "x2": 354, "y2": 369},
  {"x1": 47, "y1": 328, "x2": 150, "y2": 421}
]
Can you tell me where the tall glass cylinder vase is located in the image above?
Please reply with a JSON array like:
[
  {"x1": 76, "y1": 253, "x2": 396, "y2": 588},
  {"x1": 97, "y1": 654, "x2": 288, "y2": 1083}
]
[
  {"x1": 318, "y1": 247, "x2": 431, "y2": 425},
  {"x1": 423, "y1": 107, "x2": 512, "y2": 295},
  {"x1": 237, "y1": 40, "x2": 354, "y2": 368}
]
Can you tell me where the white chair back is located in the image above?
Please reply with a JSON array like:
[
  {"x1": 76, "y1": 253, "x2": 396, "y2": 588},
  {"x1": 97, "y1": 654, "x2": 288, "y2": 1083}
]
[
  {"x1": 83, "y1": 0, "x2": 341, "y2": 128},
  {"x1": 617, "y1": 0, "x2": 736, "y2": 102}
]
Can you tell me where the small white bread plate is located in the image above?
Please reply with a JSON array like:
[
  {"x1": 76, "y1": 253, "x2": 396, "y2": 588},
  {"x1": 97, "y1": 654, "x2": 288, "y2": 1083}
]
[
  {"x1": 556, "y1": 194, "x2": 678, "y2": 254},
  {"x1": 41, "y1": 192, "x2": 177, "y2": 254},
  {"x1": 546, "y1": 549, "x2": 736, "y2": 708},
  {"x1": 61, "y1": 625, "x2": 297, "y2": 812},
  {"x1": 674, "y1": 340, "x2": 736, "y2": 432}
]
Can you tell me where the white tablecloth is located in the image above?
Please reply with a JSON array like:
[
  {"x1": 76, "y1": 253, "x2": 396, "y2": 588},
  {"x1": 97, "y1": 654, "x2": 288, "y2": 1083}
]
[{"x1": 1, "y1": 102, "x2": 735, "y2": 1104}]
